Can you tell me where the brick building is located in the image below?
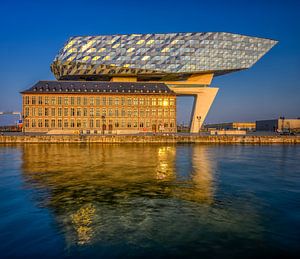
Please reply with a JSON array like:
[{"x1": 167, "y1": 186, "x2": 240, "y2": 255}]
[{"x1": 21, "y1": 81, "x2": 176, "y2": 134}]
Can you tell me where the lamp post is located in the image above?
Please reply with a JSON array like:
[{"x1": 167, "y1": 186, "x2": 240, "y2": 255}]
[
  {"x1": 196, "y1": 116, "x2": 201, "y2": 133},
  {"x1": 101, "y1": 115, "x2": 105, "y2": 135}
]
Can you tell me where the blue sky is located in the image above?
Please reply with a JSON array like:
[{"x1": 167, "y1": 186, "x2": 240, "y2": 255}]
[{"x1": 0, "y1": 0, "x2": 299, "y2": 125}]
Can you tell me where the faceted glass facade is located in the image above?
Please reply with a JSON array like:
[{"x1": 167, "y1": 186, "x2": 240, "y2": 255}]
[{"x1": 51, "y1": 32, "x2": 277, "y2": 80}]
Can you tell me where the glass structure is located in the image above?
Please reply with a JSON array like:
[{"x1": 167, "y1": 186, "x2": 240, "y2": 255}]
[{"x1": 51, "y1": 32, "x2": 277, "y2": 81}]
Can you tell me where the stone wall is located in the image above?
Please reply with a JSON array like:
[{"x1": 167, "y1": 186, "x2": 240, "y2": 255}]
[{"x1": 0, "y1": 135, "x2": 299, "y2": 144}]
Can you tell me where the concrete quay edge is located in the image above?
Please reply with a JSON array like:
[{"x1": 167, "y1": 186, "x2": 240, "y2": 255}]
[{"x1": 0, "y1": 135, "x2": 299, "y2": 144}]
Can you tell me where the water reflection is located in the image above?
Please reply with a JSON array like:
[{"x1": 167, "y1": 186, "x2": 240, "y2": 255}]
[{"x1": 21, "y1": 144, "x2": 215, "y2": 247}]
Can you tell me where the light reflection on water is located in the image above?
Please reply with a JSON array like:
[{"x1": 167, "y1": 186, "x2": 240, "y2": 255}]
[{"x1": 0, "y1": 144, "x2": 299, "y2": 257}]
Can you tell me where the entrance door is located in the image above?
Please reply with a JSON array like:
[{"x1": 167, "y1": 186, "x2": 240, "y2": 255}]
[
  {"x1": 108, "y1": 124, "x2": 113, "y2": 134},
  {"x1": 102, "y1": 124, "x2": 106, "y2": 134},
  {"x1": 152, "y1": 124, "x2": 156, "y2": 132}
]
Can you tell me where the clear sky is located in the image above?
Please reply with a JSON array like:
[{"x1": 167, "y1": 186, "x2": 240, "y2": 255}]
[{"x1": 0, "y1": 0, "x2": 299, "y2": 125}]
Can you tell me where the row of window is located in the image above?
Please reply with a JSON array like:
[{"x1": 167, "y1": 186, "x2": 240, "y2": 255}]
[
  {"x1": 24, "y1": 119, "x2": 176, "y2": 129},
  {"x1": 24, "y1": 107, "x2": 176, "y2": 118},
  {"x1": 24, "y1": 95, "x2": 175, "y2": 106}
]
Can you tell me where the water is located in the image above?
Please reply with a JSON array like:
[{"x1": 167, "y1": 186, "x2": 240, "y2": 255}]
[{"x1": 0, "y1": 144, "x2": 299, "y2": 258}]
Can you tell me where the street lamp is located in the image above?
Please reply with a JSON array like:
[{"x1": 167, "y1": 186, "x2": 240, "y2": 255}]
[
  {"x1": 196, "y1": 116, "x2": 201, "y2": 133},
  {"x1": 101, "y1": 115, "x2": 106, "y2": 135}
]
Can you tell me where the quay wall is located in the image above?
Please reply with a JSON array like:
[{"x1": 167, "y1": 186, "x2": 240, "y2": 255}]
[{"x1": 0, "y1": 135, "x2": 299, "y2": 144}]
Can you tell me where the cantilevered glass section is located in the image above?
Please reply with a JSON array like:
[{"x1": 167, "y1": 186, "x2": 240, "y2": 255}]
[{"x1": 51, "y1": 32, "x2": 277, "y2": 81}]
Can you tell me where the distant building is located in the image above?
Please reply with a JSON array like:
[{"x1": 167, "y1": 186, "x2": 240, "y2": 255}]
[
  {"x1": 204, "y1": 122, "x2": 256, "y2": 131},
  {"x1": 21, "y1": 81, "x2": 176, "y2": 134},
  {"x1": 256, "y1": 118, "x2": 300, "y2": 132}
]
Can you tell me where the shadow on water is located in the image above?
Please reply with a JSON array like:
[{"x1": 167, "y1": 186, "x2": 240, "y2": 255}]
[{"x1": 13, "y1": 144, "x2": 300, "y2": 257}]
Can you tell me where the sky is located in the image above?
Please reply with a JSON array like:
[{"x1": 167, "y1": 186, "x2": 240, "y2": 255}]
[{"x1": 0, "y1": 0, "x2": 299, "y2": 125}]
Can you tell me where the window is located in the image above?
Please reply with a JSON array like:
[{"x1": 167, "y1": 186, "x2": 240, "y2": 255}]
[
  {"x1": 152, "y1": 109, "x2": 156, "y2": 116},
  {"x1": 45, "y1": 108, "x2": 49, "y2": 116},
  {"x1": 158, "y1": 98, "x2": 162, "y2": 106},
  {"x1": 133, "y1": 98, "x2": 138, "y2": 105},
  {"x1": 170, "y1": 108, "x2": 175, "y2": 116},
  {"x1": 90, "y1": 119, "x2": 94, "y2": 128},
  {"x1": 133, "y1": 121, "x2": 138, "y2": 127},
  {"x1": 108, "y1": 97, "x2": 113, "y2": 105},
  {"x1": 164, "y1": 108, "x2": 169, "y2": 117},
  {"x1": 24, "y1": 119, "x2": 29, "y2": 128},
  {"x1": 146, "y1": 108, "x2": 150, "y2": 117},
  {"x1": 108, "y1": 108, "x2": 113, "y2": 116},
  {"x1": 25, "y1": 107, "x2": 29, "y2": 116},
  {"x1": 128, "y1": 109, "x2": 132, "y2": 117},
  {"x1": 51, "y1": 97, "x2": 56, "y2": 105},
  {"x1": 90, "y1": 97, "x2": 94, "y2": 105},
  {"x1": 51, "y1": 108, "x2": 55, "y2": 116},
  {"x1": 151, "y1": 98, "x2": 156, "y2": 106},
  {"x1": 83, "y1": 120, "x2": 87, "y2": 128},
  {"x1": 77, "y1": 108, "x2": 81, "y2": 116},
  {"x1": 140, "y1": 109, "x2": 144, "y2": 117},
  {"x1": 58, "y1": 108, "x2": 62, "y2": 116},
  {"x1": 71, "y1": 108, "x2": 75, "y2": 116},
  {"x1": 32, "y1": 119, "x2": 36, "y2": 128},
  {"x1": 45, "y1": 119, "x2": 49, "y2": 128},
  {"x1": 115, "y1": 121, "x2": 119, "y2": 128},
  {"x1": 96, "y1": 97, "x2": 100, "y2": 106},
  {"x1": 83, "y1": 97, "x2": 88, "y2": 105},
  {"x1": 90, "y1": 108, "x2": 94, "y2": 116},
  {"x1": 38, "y1": 119, "x2": 43, "y2": 127},
  {"x1": 64, "y1": 108, "x2": 68, "y2": 116},
  {"x1": 32, "y1": 108, "x2": 36, "y2": 116},
  {"x1": 77, "y1": 97, "x2": 81, "y2": 105},
  {"x1": 38, "y1": 96, "x2": 43, "y2": 105},
  {"x1": 102, "y1": 108, "x2": 106, "y2": 116},
  {"x1": 121, "y1": 97, "x2": 125, "y2": 106},
  {"x1": 96, "y1": 120, "x2": 100, "y2": 127},
  {"x1": 115, "y1": 109, "x2": 119, "y2": 117},
  {"x1": 127, "y1": 121, "x2": 132, "y2": 128},
  {"x1": 32, "y1": 96, "x2": 36, "y2": 105},
  {"x1": 64, "y1": 97, "x2": 69, "y2": 105},
  {"x1": 170, "y1": 98, "x2": 175, "y2": 106},
  {"x1": 58, "y1": 119, "x2": 62, "y2": 127},
  {"x1": 71, "y1": 97, "x2": 75, "y2": 105},
  {"x1": 127, "y1": 98, "x2": 132, "y2": 106},
  {"x1": 38, "y1": 108, "x2": 42, "y2": 116},
  {"x1": 102, "y1": 97, "x2": 106, "y2": 105},
  {"x1": 139, "y1": 98, "x2": 144, "y2": 105},
  {"x1": 70, "y1": 119, "x2": 75, "y2": 128},
  {"x1": 140, "y1": 122, "x2": 144, "y2": 128},
  {"x1": 158, "y1": 108, "x2": 162, "y2": 117},
  {"x1": 133, "y1": 109, "x2": 138, "y2": 117},
  {"x1": 58, "y1": 97, "x2": 62, "y2": 105},
  {"x1": 77, "y1": 120, "x2": 81, "y2": 127},
  {"x1": 51, "y1": 119, "x2": 55, "y2": 127},
  {"x1": 121, "y1": 120, "x2": 125, "y2": 128},
  {"x1": 45, "y1": 97, "x2": 49, "y2": 105},
  {"x1": 25, "y1": 96, "x2": 30, "y2": 105},
  {"x1": 64, "y1": 119, "x2": 68, "y2": 128},
  {"x1": 121, "y1": 108, "x2": 125, "y2": 117},
  {"x1": 83, "y1": 108, "x2": 88, "y2": 116},
  {"x1": 96, "y1": 108, "x2": 100, "y2": 116}
]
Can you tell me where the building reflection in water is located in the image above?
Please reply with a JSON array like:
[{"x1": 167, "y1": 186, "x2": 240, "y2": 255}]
[{"x1": 21, "y1": 144, "x2": 216, "y2": 246}]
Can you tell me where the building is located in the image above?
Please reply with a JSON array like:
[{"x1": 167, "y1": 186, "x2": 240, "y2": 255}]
[
  {"x1": 22, "y1": 32, "x2": 277, "y2": 133},
  {"x1": 204, "y1": 122, "x2": 256, "y2": 131},
  {"x1": 256, "y1": 118, "x2": 300, "y2": 132},
  {"x1": 22, "y1": 81, "x2": 176, "y2": 134}
]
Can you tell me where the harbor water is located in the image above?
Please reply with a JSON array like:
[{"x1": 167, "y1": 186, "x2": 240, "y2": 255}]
[{"x1": 0, "y1": 144, "x2": 299, "y2": 258}]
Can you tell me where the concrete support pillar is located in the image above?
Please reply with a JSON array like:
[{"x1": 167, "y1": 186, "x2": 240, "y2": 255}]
[{"x1": 169, "y1": 87, "x2": 219, "y2": 133}]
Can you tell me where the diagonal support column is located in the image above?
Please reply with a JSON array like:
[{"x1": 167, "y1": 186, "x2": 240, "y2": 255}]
[{"x1": 169, "y1": 87, "x2": 219, "y2": 133}]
